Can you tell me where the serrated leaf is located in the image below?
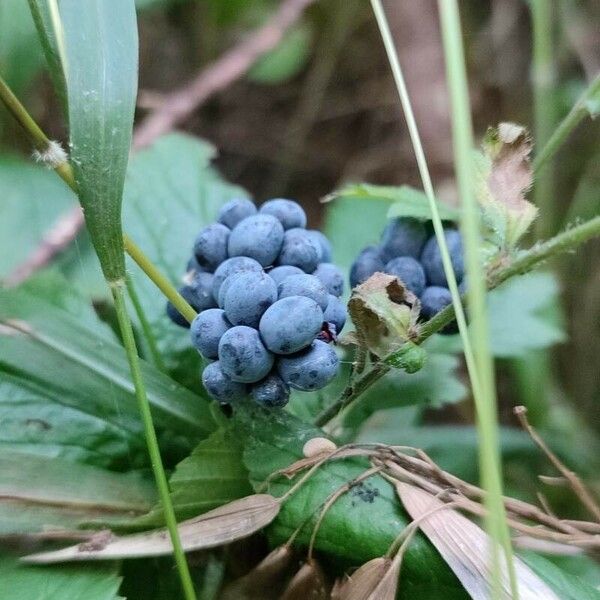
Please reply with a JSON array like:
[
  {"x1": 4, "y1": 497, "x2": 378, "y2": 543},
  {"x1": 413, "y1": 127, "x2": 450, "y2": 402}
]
[
  {"x1": 122, "y1": 134, "x2": 249, "y2": 382},
  {"x1": 0, "y1": 279, "x2": 216, "y2": 468},
  {"x1": 0, "y1": 452, "x2": 155, "y2": 535},
  {"x1": 0, "y1": 554, "x2": 123, "y2": 600},
  {"x1": 56, "y1": 0, "x2": 138, "y2": 281},
  {"x1": 129, "y1": 427, "x2": 252, "y2": 527},
  {"x1": 24, "y1": 494, "x2": 280, "y2": 562}
]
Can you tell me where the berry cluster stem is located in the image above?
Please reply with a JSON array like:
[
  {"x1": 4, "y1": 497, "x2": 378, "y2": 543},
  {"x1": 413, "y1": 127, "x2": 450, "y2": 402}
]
[{"x1": 315, "y1": 214, "x2": 600, "y2": 427}]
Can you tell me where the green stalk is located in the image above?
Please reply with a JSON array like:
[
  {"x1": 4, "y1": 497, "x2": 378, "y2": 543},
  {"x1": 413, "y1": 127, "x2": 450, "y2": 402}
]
[
  {"x1": 0, "y1": 73, "x2": 197, "y2": 325},
  {"x1": 530, "y1": 0, "x2": 556, "y2": 239},
  {"x1": 112, "y1": 284, "x2": 196, "y2": 600},
  {"x1": 533, "y1": 73, "x2": 600, "y2": 173},
  {"x1": 315, "y1": 215, "x2": 600, "y2": 426},
  {"x1": 126, "y1": 275, "x2": 166, "y2": 371},
  {"x1": 438, "y1": 4, "x2": 518, "y2": 597}
]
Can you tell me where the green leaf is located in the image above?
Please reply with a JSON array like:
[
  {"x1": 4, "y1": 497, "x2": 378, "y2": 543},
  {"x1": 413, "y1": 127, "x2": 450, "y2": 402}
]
[
  {"x1": 0, "y1": 452, "x2": 155, "y2": 534},
  {"x1": 432, "y1": 272, "x2": 565, "y2": 358},
  {"x1": 235, "y1": 406, "x2": 469, "y2": 599},
  {"x1": 0, "y1": 156, "x2": 76, "y2": 280},
  {"x1": 522, "y1": 552, "x2": 600, "y2": 600},
  {"x1": 130, "y1": 427, "x2": 252, "y2": 527},
  {"x1": 122, "y1": 133, "x2": 249, "y2": 381},
  {"x1": 0, "y1": 553, "x2": 123, "y2": 600},
  {"x1": 249, "y1": 22, "x2": 313, "y2": 84},
  {"x1": 56, "y1": 0, "x2": 138, "y2": 282},
  {"x1": 0, "y1": 278, "x2": 216, "y2": 468}
]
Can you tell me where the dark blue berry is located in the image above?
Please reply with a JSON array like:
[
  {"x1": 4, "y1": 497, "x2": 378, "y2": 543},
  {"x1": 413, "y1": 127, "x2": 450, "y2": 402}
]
[
  {"x1": 218, "y1": 198, "x2": 257, "y2": 229},
  {"x1": 307, "y1": 230, "x2": 332, "y2": 263},
  {"x1": 420, "y1": 286, "x2": 452, "y2": 319},
  {"x1": 193, "y1": 223, "x2": 230, "y2": 271},
  {"x1": 223, "y1": 271, "x2": 277, "y2": 328},
  {"x1": 188, "y1": 271, "x2": 217, "y2": 312},
  {"x1": 202, "y1": 361, "x2": 247, "y2": 403},
  {"x1": 420, "y1": 229, "x2": 464, "y2": 286},
  {"x1": 277, "y1": 228, "x2": 321, "y2": 272},
  {"x1": 350, "y1": 246, "x2": 384, "y2": 288},
  {"x1": 277, "y1": 273, "x2": 328, "y2": 310},
  {"x1": 277, "y1": 340, "x2": 339, "y2": 391},
  {"x1": 268, "y1": 265, "x2": 304, "y2": 286},
  {"x1": 259, "y1": 198, "x2": 307, "y2": 230},
  {"x1": 385, "y1": 256, "x2": 426, "y2": 297},
  {"x1": 251, "y1": 374, "x2": 290, "y2": 408},
  {"x1": 323, "y1": 294, "x2": 347, "y2": 335},
  {"x1": 218, "y1": 326, "x2": 274, "y2": 383},
  {"x1": 380, "y1": 217, "x2": 427, "y2": 261},
  {"x1": 228, "y1": 214, "x2": 284, "y2": 267},
  {"x1": 166, "y1": 285, "x2": 197, "y2": 328},
  {"x1": 259, "y1": 296, "x2": 324, "y2": 354},
  {"x1": 212, "y1": 256, "x2": 262, "y2": 303},
  {"x1": 190, "y1": 308, "x2": 231, "y2": 359},
  {"x1": 313, "y1": 263, "x2": 344, "y2": 297}
]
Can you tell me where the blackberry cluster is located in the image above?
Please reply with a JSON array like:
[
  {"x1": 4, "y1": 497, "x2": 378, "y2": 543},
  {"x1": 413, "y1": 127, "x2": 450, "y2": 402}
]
[
  {"x1": 167, "y1": 198, "x2": 347, "y2": 409},
  {"x1": 350, "y1": 217, "x2": 465, "y2": 327}
]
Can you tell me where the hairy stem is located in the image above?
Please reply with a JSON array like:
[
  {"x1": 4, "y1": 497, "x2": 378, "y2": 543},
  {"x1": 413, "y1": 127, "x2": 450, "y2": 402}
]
[
  {"x1": 0, "y1": 73, "x2": 197, "y2": 323},
  {"x1": 125, "y1": 275, "x2": 166, "y2": 371},
  {"x1": 315, "y1": 215, "x2": 600, "y2": 426},
  {"x1": 112, "y1": 284, "x2": 197, "y2": 600}
]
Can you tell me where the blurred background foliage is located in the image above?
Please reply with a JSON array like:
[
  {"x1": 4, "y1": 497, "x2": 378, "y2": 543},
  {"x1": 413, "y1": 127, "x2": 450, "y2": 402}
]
[{"x1": 0, "y1": 0, "x2": 599, "y2": 531}]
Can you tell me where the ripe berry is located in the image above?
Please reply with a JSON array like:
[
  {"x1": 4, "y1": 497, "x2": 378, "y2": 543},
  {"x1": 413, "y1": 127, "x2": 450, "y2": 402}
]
[
  {"x1": 313, "y1": 263, "x2": 344, "y2": 297},
  {"x1": 307, "y1": 230, "x2": 332, "y2": 262},
  {"x1": 420, "y1": 286, "x2": 452, "y2": 319},
  {"x1": 228, "y1": 214, "x2": 284, "y2": 267},
  {"x1": 349, "y1": 246, "x2": 384, "y2": 288},
  {"x1": 277, "y1": 228, "x2": 321, "y2": 272},
  {"x1": 223, "y1": 271, "x2": 277, "y2": 327},
  {"x1": 277, "y1": 273, "x2": 328, "y2": 310},
  {"x1": 190, "y1": 308, "x2": 231, "y2": 359},
  {"x1": 212, "y1": 256, "x2": 262, "y2": 303},
  {"x1": 323, "y1": 294, "x2": 346, "y2": 335},
  {"x1": 277, "y1": 340, "x2": 339, "y2": 391},
  {"x1": 202, "y1": 361, "x2": 247, "y2": 404},
  {"x1": 218, "y1": 198, "x2": 257, "y2": 229},
  {"x1": 251, "y1": 374, "x2": 290, "y2": 408},
  {"x1": 268, "y1": 265, "x2": 304, "y2": 286},
  {"x1": 259, "y1": 198, "x2": 307, "y2": 230},
  {"x1": 421, "y1": 229, "x2": 464, "y2": 286},
  {"x1": 193, "y1": 223, "x2": 230, "y2": 271},
  {"x1": 259, "y1": 296, "x2": 324, "y2": 354},
  {"x1": 218, "y1": 326, "x2": 274, "y2": 383},
  {"x1": 380, "y1": 217, "x2": 427, "y2": 261},
  {"x1": 384, "y1": 256, "x2": 426, "y2": 297}
]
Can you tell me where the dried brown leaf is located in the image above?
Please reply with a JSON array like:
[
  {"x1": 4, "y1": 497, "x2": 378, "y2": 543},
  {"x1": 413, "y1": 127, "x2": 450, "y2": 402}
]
[
  {"x1": 336, "y1": 557, "x2": 396, "y2": 600},
  {"x1": 348, "y1": 273, "x2": 420, "y2": 357},
  {"x1": 22, "y1": 494, "x2": 280, "y2": 563},
  {"x1": 303, "y1": 437, "x2": 338, "y2": 458},
  {"x1": 281, "y1": 559, "x2": 328, "y2": 600},
  {"x1": 395, "y1": 482, "x2": 559, "y2": 600}
]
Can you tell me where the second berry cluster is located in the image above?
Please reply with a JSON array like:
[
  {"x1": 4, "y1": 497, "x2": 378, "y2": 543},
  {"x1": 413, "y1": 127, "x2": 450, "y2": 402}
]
[{"x1": 167, "y1": 198, "x2": 346, "y2": 409}]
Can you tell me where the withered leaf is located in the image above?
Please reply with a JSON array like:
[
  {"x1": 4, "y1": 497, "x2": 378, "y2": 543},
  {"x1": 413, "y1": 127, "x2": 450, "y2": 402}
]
[
  {"x1": 336, "y1": 556, "x2": 399, "y2": 600},
  {"x1": 348, "y1": 273, "x2": 420, "y2": 358},
  {"x1": 281, "y1": 559, "x2": 328, "y2": 600},
  {"x1": 395, "y1": 482, "x2": 559, "y2": 600},
  {"x1": 22, "y1": 494, "x2": 280, "y2": 563},
  {"x1": 475, "y1": 122, "x2": 537, "y2": 253}
]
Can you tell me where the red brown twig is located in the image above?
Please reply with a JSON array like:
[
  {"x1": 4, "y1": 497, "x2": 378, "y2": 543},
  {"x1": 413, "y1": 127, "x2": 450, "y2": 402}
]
[{"x1": 5, "y1": 0, "x2": 315, "y2": 287}]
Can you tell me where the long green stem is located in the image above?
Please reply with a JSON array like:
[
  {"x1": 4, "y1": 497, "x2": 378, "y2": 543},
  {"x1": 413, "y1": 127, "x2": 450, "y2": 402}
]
[
  {"x1": 437, "y1": 5, "x2": 518, "y2": 597},
  {"x1": 533, "y1": 73, "x2": 600, "y2": 174},
  {"x1": 126, "y1": 275, "x2": 167, "y2": 371},
  {"x1": 112, "y1": 284, "x2": 196, "y2": 600},
  {"x1": 530, "y1": 0, "x2": 556, "y2": 239},
  {"x1": 0, "y1": 73, "x2": 197, "y2": 324}
]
